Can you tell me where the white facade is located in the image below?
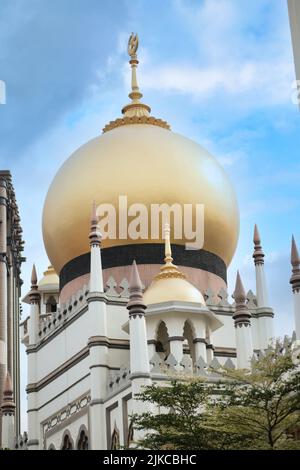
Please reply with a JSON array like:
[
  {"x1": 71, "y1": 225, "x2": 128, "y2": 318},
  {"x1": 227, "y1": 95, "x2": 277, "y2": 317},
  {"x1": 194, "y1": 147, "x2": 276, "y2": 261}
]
[{"x1": 17, "y1": 252, "x2": 280, "y2": 450}]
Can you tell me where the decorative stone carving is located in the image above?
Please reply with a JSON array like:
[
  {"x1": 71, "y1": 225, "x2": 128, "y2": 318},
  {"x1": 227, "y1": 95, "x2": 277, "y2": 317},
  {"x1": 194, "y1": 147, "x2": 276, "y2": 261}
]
[
  {"x1": 204, "y1": 287, "x2": 216, "y2": 306},
  {"x1": 150, "y1": 353, "x2": 163, "y2": 373},
  {"x1": 119, "y1": 278, "x2": 129, "y2": 298},
  {"x1": 223, "y1": 358, "x2": 235, "y2": 369},
  {"x1": 217, "y1": 288, "x2": 230, "y2": 306},
  {"x1": 105, "y1": 276, "x2": 118, "y2": 296},
  {"x1": 180, "y1": 354, "x2": 193, "y2": 374},
  {"x1": 165, "y1": 353, "x2": 177, "y2": 370},
  {"x1": 246, "y1": 290, "x2": 257, "y2": 309}
]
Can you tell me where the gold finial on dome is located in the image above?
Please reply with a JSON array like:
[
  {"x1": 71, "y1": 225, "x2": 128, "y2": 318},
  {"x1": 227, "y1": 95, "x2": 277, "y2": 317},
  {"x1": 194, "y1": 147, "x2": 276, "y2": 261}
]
[
  {"x1": 143, "y1": 223, "x2": 206, "y2": 305},
  {"x1": 102, "y1": 33, "x2": 170, "y2": 133},
  {"x1": 154, "y1": 223, "x2": 186, "y2": 280},
  {"x1": 121, "y1": 33, "x2": 151, "y2": 118}
]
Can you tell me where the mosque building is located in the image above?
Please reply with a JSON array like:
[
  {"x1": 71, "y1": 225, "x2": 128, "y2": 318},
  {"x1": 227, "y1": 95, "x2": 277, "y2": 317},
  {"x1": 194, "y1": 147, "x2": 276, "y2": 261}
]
[{"x1": 1, "y1": 34, "x2": 299, "y2": 450}]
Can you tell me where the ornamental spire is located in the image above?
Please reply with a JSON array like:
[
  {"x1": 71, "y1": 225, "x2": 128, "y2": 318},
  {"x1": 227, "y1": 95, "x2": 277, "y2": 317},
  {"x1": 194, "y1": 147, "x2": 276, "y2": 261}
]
[
  {"x1": 253, "y1": 224, "x2": 265, "y2": 265},
  {"x1": 232, "y1": 270, "x2": 251, "y2": 327},
  {"x1": 121, "y1": 33, "x2": 151, "y2": 118},
  {"x1": 31, "y1": 263, "x2": 37, "y2": 287},
  {"x1": 154, "y1": 223, "x2": 185, "y2": 281},
  {"x1": 89, "y1": 201, "x2": 102, "y2": 247},
  {"x1": 102, "y1": 34, "x2": 170, "y2": 133},
  {"x1": 290, "y1": 235, "x2": 300, "y2": 292},
  {"x1": 127, "y1": 260, "x2": 146, "y2": 316},
  {"x1": 29, "y1": 263, "x2": 40, "y2": 304}
]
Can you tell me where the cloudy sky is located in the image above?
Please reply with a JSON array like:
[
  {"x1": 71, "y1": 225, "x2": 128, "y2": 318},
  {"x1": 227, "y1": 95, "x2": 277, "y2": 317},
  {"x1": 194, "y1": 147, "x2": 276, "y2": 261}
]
[{"x1": 0, "y1": 0, "x2": 299, "y2": 429}]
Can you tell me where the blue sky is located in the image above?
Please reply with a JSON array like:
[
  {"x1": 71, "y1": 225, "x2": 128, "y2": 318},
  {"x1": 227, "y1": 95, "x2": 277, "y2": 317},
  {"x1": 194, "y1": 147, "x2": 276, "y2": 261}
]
[{"x1": 0, "y1": 0, "x2": 299, "y2": 429}]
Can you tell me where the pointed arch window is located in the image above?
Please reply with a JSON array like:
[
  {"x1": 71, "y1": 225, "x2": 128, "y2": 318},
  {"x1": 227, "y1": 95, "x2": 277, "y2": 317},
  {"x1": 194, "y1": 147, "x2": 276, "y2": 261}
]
[
  {"x1": 77, "y1": 429, "x2": 89, "y2": 450},
  {"x1": 127, "y1": 420, "x2": 134, "y2": 448},
  {"x1": 111, "y1": 427, "x2": 120, "y2": 450},
  {"x1": 46, "y1": 295, "x2": 57, "y2": 313},
  {"x1": 61, "y1": 432, "x2": 73, "y2": 450}
]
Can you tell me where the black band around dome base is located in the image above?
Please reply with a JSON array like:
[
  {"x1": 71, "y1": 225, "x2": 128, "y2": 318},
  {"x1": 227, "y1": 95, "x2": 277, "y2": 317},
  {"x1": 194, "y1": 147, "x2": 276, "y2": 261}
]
[{"x1": 59, "y1": 244, "x2": 227, "y2": 291}]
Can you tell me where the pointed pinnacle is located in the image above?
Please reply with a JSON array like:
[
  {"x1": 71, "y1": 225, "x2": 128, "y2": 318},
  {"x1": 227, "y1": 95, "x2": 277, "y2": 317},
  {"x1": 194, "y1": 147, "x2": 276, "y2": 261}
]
[
  {"x1": 253, "y1": 224, "x2": 261, "y2": 244},
  {"x1": 91, "y1": 200, "x2": 98, "y2": 225},
  {"x1": 253, "y1": 224, "x2": 264, "y2": 264},
  {"x1": 129, "y1": 260, "x2": 143, "y2": 294},
  {"x1": 3, "y1": 372, "x2": 13, "y2": 395},
  {"x1": 31, "y1": 263, "x2": 37, "y2": 286},
  {"x1": 291, "y1": 235, "x2": 300, "y2": 267},
  {"x1": 233, "y1": 270, "x2": 246, "y2": 302}
]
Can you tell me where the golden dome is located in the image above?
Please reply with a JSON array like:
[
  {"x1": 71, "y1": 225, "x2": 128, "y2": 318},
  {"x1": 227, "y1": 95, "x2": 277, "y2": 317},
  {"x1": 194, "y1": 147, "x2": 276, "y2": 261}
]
[
  {"x1": 144, "y1": 277, "x2": 205, "y2": 305},
  {"x1": 38, "y1": 265, "x2": 59, "y2": 288},
  {"x1": 42, "y1": 35, "x2": 239, "y2": 276},
  {"x1": 143, "y1": 224, "x2": 205, "y2": 306}
]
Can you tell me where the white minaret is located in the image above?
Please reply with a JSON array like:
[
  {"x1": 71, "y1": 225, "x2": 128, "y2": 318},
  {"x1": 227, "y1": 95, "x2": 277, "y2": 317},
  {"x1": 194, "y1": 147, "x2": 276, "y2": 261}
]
[
  {"x1": 233, "y1": 271, "x2": 253, "y2": 369},
  {"x1": 86, "y1": 202, "x2": 108, "y2": 450},
  {"x1": 29, "y1": 264, "x2": 40, "y2": 345},
  {"x1": 127, "y1": 261, "x2": 151, "y2": 417},
  {"x1": 290, "y1": 236, "x2": 300, "y2": 339},
  {"x1": 253, "y1": 224, "x2": 274, "y2": 349},
  {"x1": 1, "y1": 372, "x2": 15, "y2": 449},
  {"x1": 27, "y1": 264, "x2": 41, "y2": 450}
]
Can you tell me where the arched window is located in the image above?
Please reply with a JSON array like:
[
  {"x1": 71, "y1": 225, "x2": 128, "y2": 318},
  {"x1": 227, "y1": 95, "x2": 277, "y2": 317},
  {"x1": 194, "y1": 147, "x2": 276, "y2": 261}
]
[
  {"x1": 156, "y1": 321, "x2": 170, "y2": 359},
  {"x1": 183, "y1": 320, "x2": 196, "y2": 364},
  {"x1": 61, "y1": 431, "x2": 73, "y2": 450},
  {"x1": 77, "y1": 429, "x2": 89, "y2": 450},
  {"x1": 46, "y1": 295, "x2": 57, "y2": 313},
  {"x1": 127, "y1": 421, "x2": 134, "y2": 448},
  {"x1": 48, "y1": 443, "x2": 56, "y2": 450},
  {"x1": 111, "y1": 427, "x2": 120, "y2": 450}
]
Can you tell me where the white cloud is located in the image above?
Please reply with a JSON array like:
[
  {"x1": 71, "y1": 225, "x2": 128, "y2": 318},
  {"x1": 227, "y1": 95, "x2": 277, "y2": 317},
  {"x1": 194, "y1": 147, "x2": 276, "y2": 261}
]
[{"x1": 135, "y1": 0, "x2": 295, "y2": 109}]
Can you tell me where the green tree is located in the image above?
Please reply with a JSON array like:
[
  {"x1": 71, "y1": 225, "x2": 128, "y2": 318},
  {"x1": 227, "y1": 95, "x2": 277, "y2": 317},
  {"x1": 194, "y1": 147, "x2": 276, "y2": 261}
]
[
  {"x1": 132, "y1": 379, "x2": 247, "y2": 450},
  {"x1": 132, "y1": 340, "x2": 300, "y2": 450},
  {"x1": 210, "y1": 341, "x2": 300, "y2": 450}
]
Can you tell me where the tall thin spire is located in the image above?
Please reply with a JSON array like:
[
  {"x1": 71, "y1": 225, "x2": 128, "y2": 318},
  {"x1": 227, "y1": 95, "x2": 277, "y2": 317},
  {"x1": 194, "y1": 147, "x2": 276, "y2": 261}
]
[
  {"x1": 121, "y1": 33, "x2": 151, "y2": 118},
  {"x1": 232, "y1": 270, "x2": 251, "y2": 327},
  {"x1": 290, "y1": 235, "x2": 300, "y2": 292},
  {"x1": 232, "y1": 271, "x2": 253, "y2": 369},
  {"x1": 29, "y1": 263, "x2": 40, "y2": 304},
  {"x1": 253, "y1": 224, "x2": 265, "y2": 265},
  {"x1": 127, "y1": 260, "x2": 146, "y2": 316},
  {"x1": 102, "y1": 34, "x2": 170, "y2": 133},
  {"x1": 89, "y1": 201, "x2": 102, "y2": 247},
  {"x1": 154, "y1": 223, "x2": 185, "y2": 280},
  {"x1": 234, "y1": 270, "x2": 246, "y2": 303},
  {"x1": 31, "y1": 263, "x2": 37, "y2": 287}
]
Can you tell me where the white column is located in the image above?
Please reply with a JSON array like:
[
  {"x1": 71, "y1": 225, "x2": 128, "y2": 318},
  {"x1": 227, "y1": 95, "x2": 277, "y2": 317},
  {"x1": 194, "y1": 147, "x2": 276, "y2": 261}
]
[
  {"x1": 255, "y1": 263, "x2": 269, "y2": 308},
  {"x1": 168, "y1": 337, "x2": 183, "y2": 369},
  {"x1": 290, "y1": 236, "x2": 300, "y2": 339},
  {"x1": 206, "y1": 345, "x2": 214, "y2": 364},
  {"x1": 87, "y1": 204, "x2": 108, "y2": 449},
  {"x1": 194, "y1": 340, "x2": 207, "y2": 363},
  {"x1": 88, "y1": 335, "x2": 108, "y2": 450},
  {"x1": 256, "y1": 310, "x2": 274, "y2": 349},
  {"x1": 233, "y1": 271, "x2": 253, "y2": 369},
  {"x1": 293, "y1": 291, "x2": 300, "y2": 339},
  {"x1": 1, "y1": 412, "x2": 14, "y2": 449},
  {"x1": 90, "y1": 245, "x2": 103, "y2": 292},
  {"x1": 29, "y1": 301, "x2": 40, "y2": 345},
  {"x1": 127, "y1": 261, "x2": 151, "y2": 442},
  {"x1": 235, "y1": 325, "x2": 253, "y2": 369},
  {"x1": 26, "y1": 349, "x2": 39, "y2": 450},
  {"x1": 253, "y1": 225, "x2": 274, "y2": 349},
  {"x1": 147, "y1": 340, "x2": 156, "y2": 361}
]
